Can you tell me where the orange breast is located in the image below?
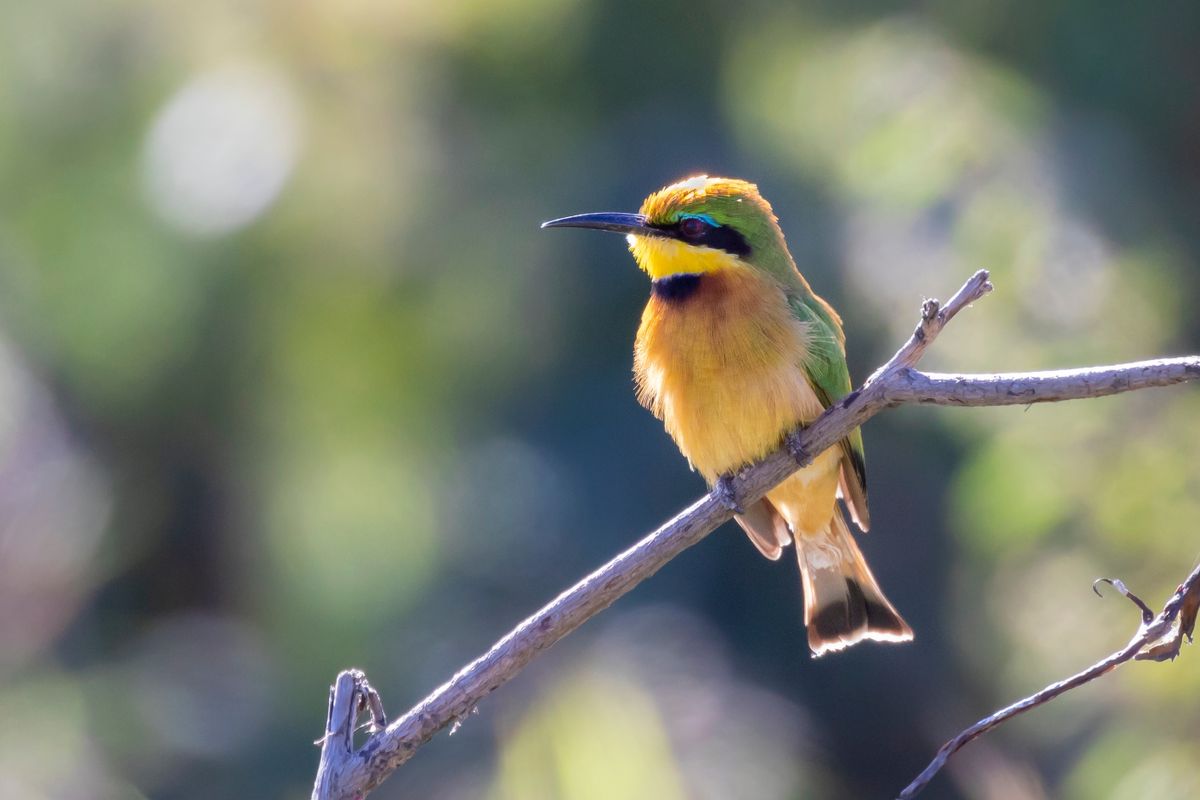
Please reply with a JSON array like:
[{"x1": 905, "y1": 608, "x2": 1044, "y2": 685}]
[{"x1": 633, "y1": 267, "x2": 827, "y2": 482}]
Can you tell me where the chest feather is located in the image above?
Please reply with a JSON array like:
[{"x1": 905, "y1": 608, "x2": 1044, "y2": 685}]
[{"x1": 633, "y1": 268, "x2": 826, "y2": 479}]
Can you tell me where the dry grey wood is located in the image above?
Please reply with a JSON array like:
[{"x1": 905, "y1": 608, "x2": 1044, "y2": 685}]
[
  {"x1": 312, "y1": 671, "x2": 386, "y2": 800},
  {"x1": 311, "y1": 269, "x2": 1200, "y2": 800},
  {"x1": 898, "y1": 561, "x2": 1200, "y2": 798}
]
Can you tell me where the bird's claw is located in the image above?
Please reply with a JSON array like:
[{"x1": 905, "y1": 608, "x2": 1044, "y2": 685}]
[
  {"x1": 785, "y1": 430, "x2": 810, "y2": 466},
  {"x1": 714, "y1": 473, "x2": 745, "y2": 515}
]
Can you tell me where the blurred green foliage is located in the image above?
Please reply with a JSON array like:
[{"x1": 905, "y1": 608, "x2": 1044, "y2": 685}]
[{"x1": 1, "y1": 1, "x2": 1199, "y2": 798}]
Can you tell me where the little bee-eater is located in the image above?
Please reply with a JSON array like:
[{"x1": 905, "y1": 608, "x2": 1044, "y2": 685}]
[{"x1": 543, "y1": 175, "x2": 913, "y2": 656}]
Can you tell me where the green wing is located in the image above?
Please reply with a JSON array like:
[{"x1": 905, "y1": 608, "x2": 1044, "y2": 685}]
[{"x1": 786, "y1": 293, "x2": 870, "y2": 532}]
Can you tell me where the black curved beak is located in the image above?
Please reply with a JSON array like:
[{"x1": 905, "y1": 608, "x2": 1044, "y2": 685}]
[{"x1": 540, "y1": 212, "x2": 667, "y2": 237}]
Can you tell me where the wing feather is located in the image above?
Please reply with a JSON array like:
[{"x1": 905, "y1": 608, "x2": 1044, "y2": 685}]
[{"x1": 787, "y1": 293, "x2": 870, "y2": 531}]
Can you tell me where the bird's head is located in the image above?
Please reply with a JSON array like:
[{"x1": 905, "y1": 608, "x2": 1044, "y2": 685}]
[{"x1": 543, "y1": 175, "x2": 796, "y2": 282}]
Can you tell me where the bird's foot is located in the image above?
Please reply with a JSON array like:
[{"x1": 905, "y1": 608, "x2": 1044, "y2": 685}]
[
  {"x1": 785, "y1": 429, "x2": 810, "y2": 466},
  {"x1": 713, "y1": 473, "x2": 745, "y2": 515}
]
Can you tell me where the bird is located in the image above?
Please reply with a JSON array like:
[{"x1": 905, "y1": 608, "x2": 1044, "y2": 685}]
[{"x1": 542, "y1": 175, "x2": 913, "y2": 656}]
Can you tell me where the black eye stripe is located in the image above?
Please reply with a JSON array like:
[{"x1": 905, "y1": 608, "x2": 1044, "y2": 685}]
[
  {"x1": 699, "y1": 224, "x2": 751, "y2": 257},
  {"x1": 647, "y1": 219, "x2": 751, "y2": 257},
  {"x1": 672, "y1": 220, "x2": 751, "y2": 257}
]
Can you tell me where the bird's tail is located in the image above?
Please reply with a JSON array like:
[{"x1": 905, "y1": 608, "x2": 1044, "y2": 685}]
[{"x1": 797, "y1": 508, "x2": 913, "y2": 657}]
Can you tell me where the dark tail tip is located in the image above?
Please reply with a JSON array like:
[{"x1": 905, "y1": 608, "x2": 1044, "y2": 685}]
[{"x1": 808, "y1": 578, "x2": 913, "y2": 657}]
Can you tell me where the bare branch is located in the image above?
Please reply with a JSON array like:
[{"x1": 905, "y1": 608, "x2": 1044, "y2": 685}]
[
  {"x1": 886, "y1": 360, "x2": 1200, "y2": 407},
  {"x1": 898, "y1": 562, "x2": 1200, "y2": 799},
  {"x1": 874, "y1": 268, "x2": 993, "y2": 375},
  {"x1": 310, "y1": 271, "x2": 1200, "y2": 800}
]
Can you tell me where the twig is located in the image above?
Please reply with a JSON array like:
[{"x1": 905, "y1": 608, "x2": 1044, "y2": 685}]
[
  {"x1": 873, "y1": 269, "x2": 993, "y2": 376},
  {"x1": 898, "y1": 562, "x2": 1200, "y2": 799},
  {"x1": 1093, "y1": 577, "x2": 1154, "y2": 624},
  {"x1": 310, "y1": 270, "x2": 1200, "y2": 800}
]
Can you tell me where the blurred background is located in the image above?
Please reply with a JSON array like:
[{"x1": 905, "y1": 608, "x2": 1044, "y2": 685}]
[{"x1": 2, "y1": 1, "x2": 1199, "y2": 798}]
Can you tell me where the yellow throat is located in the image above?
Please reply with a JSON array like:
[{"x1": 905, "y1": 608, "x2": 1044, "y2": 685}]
[{"x1": 627, "y1": 234, "x2": 744, "y2": 280}]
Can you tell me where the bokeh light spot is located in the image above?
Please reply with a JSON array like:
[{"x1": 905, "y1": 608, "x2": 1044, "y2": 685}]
[{"x1": 142, "y1": 64, "x2": 301, "y2": 236}]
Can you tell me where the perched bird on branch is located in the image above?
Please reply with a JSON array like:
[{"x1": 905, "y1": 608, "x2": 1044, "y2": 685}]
[{"x1": 543, "y1": 176, "x2": 912, "y2": 655}]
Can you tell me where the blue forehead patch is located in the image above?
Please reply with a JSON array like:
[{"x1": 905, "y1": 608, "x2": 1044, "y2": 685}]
[{"x1": 679, "y1": 212, "x2": 718, "y2": 227}]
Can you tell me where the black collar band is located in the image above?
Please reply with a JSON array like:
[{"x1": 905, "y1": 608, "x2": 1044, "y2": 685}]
[{"x1": 651, "y1": 273, "x2": 704, "y2": 302}]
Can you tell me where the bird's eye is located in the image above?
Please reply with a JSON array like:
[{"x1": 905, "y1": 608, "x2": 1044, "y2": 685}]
[{"x1": 679, "y1": 216, "x2": 708, "y2": 239}]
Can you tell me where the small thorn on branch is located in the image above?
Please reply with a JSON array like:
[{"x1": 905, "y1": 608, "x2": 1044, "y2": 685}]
[
  {"x1": 448, "y1": 707, "x2": 478, "y2": 736},
  {"x1": 1093, "y1": 577, "x2": 1155, "y2": 624}
]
